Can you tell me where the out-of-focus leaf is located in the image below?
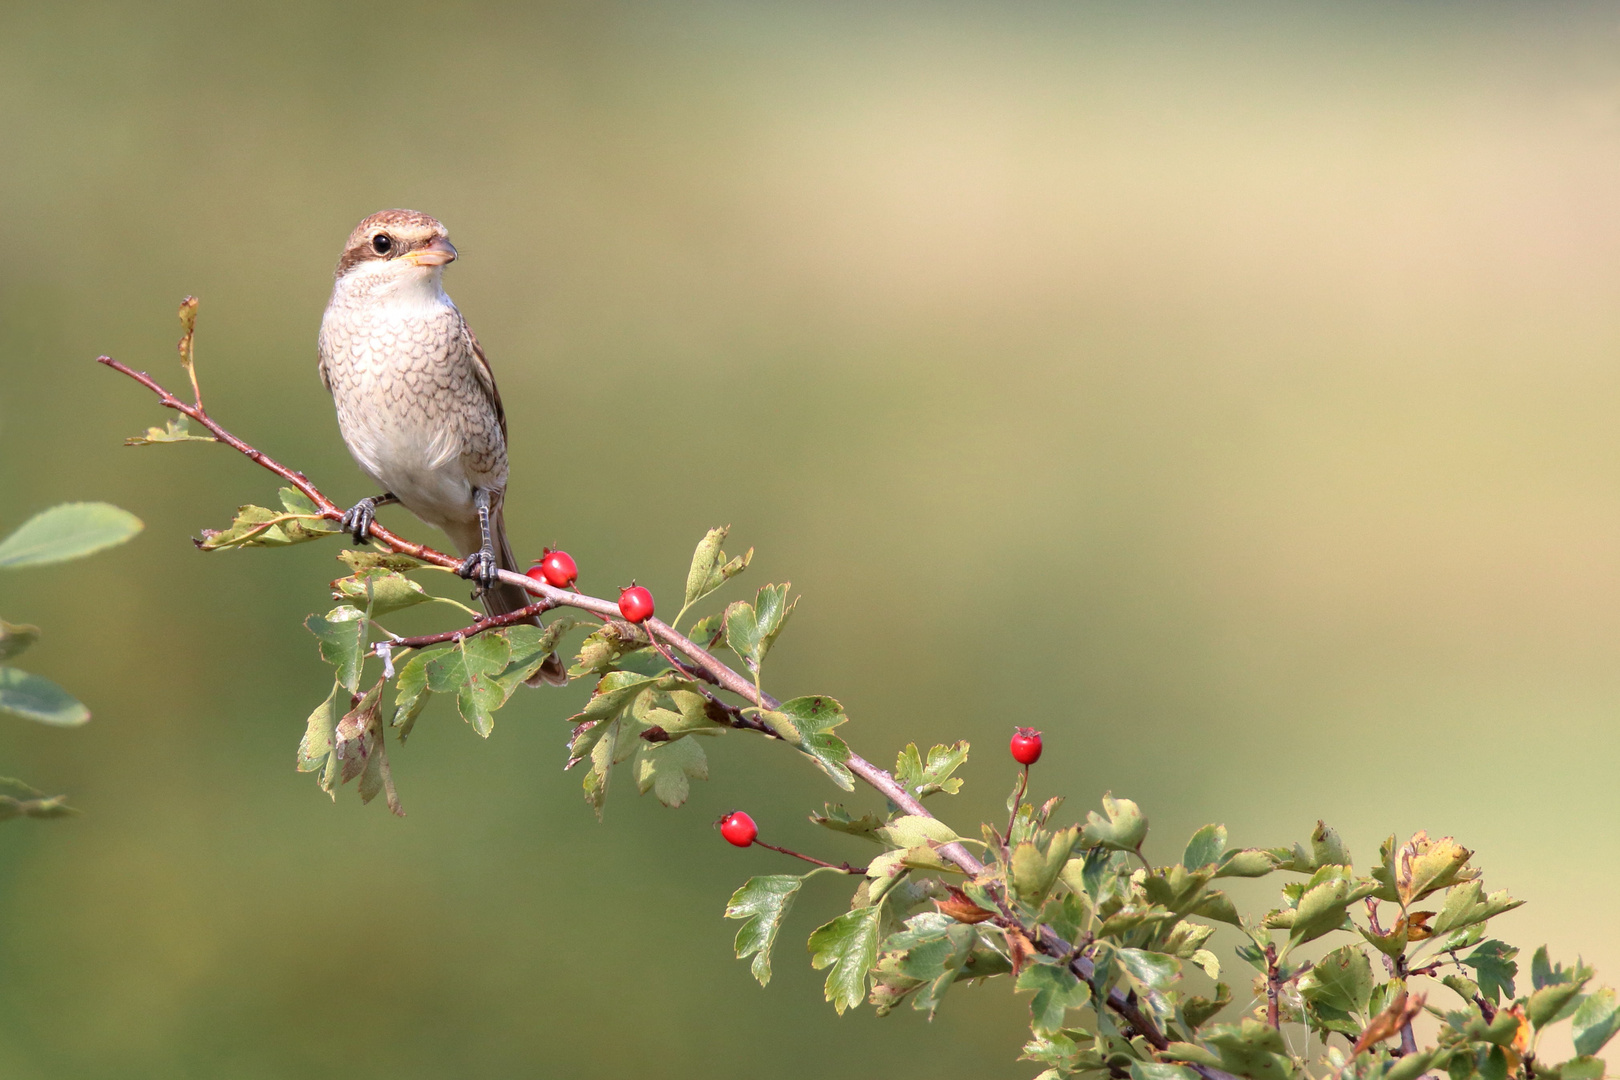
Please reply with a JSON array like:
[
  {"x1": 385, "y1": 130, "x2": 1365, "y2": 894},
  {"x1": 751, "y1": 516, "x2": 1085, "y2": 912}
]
[
  {"x1": 1115, "y1": 947, "x2": 1180, "y2": 991},
  {"x1": 1183, "y1": 823, "x2": 1227, "y2": 870},
  {"x1": 493, "y1": 620, "x2": 580, "y2": 693},
  {"x1": 0, "y1": 667, "x2": 90, "y2": 726},
  {"x1": 1463, "y1": 941, "x2": 1520, "y2": 1004},
  {"x1": 1215, "y1": 848, "x2": 1278, "y2": 878},
  {"x1": 1432, "y1": 880, "x2": 1525, "y2": 938},
  {"x1": 0, "y1": 619, "x2": 40, "y2": 661},
  {"x1": 1572, "y1": 988, "x2": 1620, "y2": 1056},
  {"x1": 1300, "y1": 945, "x2": 1373, "y2": 1036},
  {"x1": 1017, "y1": 962, "x2": 1091, "y2": 1036},
  {"x1": 1394, "y1": 831, "x2": 1474, "y2": 905},
  {"x1": 1184, "y1": 983, "x2": 1232, "y2": 1029},
  {"x1": 726, "y1": 874, "x2": 804, "y2": 986},
  {"x1": 0, "y1": 503, "x2": 143, "y2": 568},
  {"x1": 1289, "y1": 865, "x2": 1357, "y2": 946},
  {"x1": 1082, "y1": 792, "x2": 1147, "y2": 852},
  {"x1": 1012, "y1": 826, "x2": 1080, "y2": 907},
  {"x1": 808, "y1": 905, "x2": 882, "y2": 1014}
]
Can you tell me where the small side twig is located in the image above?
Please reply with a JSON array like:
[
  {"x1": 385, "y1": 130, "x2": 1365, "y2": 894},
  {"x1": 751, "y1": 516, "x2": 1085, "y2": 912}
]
[
  {"x1": 383, "y1": 601, "x2": 555, "y2": 652},
  {"x1": 752, "y1": 839, "x2": 865, "y2": 875}
]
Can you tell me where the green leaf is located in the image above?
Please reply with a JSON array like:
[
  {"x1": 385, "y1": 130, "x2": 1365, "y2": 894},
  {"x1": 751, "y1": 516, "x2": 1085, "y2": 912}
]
[
  {"x1": 637, "y1": 690, "x2": 731, "y2": 738},
  {"x1": 337, "y1": 549, "x2": 429, "y2": 574},
  {"x1": 723, "y1": 584, "x2": 795, "y2": 672},
  {"x1": 726, "y1": 875, "x2": 804, "y2": 986},
  {"x1": 305, "y1": 607, "x2": 368, "y2": 692},
  {"x1": 1289, "y1": 866, "x2": 1356, "y2": 946},
  {"x1": 1299, "y1": 945, "x2": 1373, "y2": 1036},
  {"x1": 0, "y1": 788, "x2": 77, "y2": 822},
  {"x1": 1215, "y1": 848, "x2": 1278, "y2": 878},
  {"x1": 297, "y1": 678, "x2": 346, "y2": 786},
  {"x1": 1184, "y1": 983, "x2": 1232, "y2": 1029},
  {"x1": 1115, "y1": 947, "x2": 1181, "y2": 991},
  {"x1": 389, "y1": 648, "x2": 444, "y2": 740},
  {"x1": 1012, "y1": 826, "x2": 1081, "y2": 906},
  {"x1": 330, "y1": 569, "x2": 430, "y2": 616},
  {"x1": 1184, "y1": 824, "x2": 1227, "y2": 870},
  {"x1": 124, "y1": 415, "x2": 217, "y2": 445},
  {"x1": 1017, "y1": 963, "x2": 1091, "y2": 1036},
  {"x1": 0, "y1": 667, "x2": 90, "y2": 726},
  {"x1": 808, "y1": 905, "x2": 882, "y2": 1014},
  {"x1": 895, "y1": 741, "x2": 970, "y2": 799},
  {"x1": 493, "y1": 620, "x2": 580, "y2": 693},
  {"x1": 1463, "y1": 940, "x2": 1519, "y2": 1004},
  {"x1": 1311, "y1": 821, "x2": 1352, "y2": 870},
  {"x1": 760, "y1": 695, "x2": 853, "y2": 790},
  {"x1": 1195, "y1": 1019, "x2": 1292, "y2": 1080},
  {"x1": 682, "y1": 526, "x2": 753, "y2": 612},
  {"x1": 0, "y1": 502, "x2": 143, "y2": 568},
  {"x1": 1082, "y1": 792, "x2": 1147, "y2": 852},
  {"x1": 633, "y1": 737, "x2": 708, "y2": 808},
  {"x1": 1395, "y1": 832, "x2": 1474, "y2": 905},
  {"x1": 0, "y1": 619, "x2": 40, "y2": 661},
  {"x1": 568, "y1": 622, "x2": 648, "y2": 678},
  {"x1": 1432, "y1": 880, "x2": 1525, "y2": 939},
  {"x1": 198, "y1": 502, "x2": 337, "y2": 550},
  {"x1": 809, "y1": 804, "x2": 886, "y2": 844},
  {"x1": 1132, "y1": 1065, "x2": 1199, "y2": 1080},
  {"x1": 426, "y1": 632, "x2": 512, "y2": 737},
  {"x1": 875, "y1": 814, "x2": 960, "y2": 848},
  {"x1": 1555, "y1": 1057, "x2": 1606, "y2": 1080},
  {"x1": 1572, "y1": 987, "x2": 1620, "y2": 1056},
  {"x1": 1529, "y1": 979, "x2": 1590, "y2": 1028}
]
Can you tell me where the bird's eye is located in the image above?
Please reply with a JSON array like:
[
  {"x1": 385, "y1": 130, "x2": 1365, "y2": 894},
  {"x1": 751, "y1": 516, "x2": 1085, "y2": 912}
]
[{"x1": 371, "y1": 233, "x2": 393, "y2": 255}]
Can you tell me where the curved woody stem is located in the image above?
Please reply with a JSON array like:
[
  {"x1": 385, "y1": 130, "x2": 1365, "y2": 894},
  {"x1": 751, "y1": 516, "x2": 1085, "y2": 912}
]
[{"x1": 99, "y1": 353, "x2": 1237, "y2": 1080}]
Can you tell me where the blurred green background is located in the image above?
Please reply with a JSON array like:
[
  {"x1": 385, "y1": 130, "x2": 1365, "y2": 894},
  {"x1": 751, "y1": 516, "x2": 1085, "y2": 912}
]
[{"x1": 1, "y1": 2, "x2": 1618, "y2": 1076}]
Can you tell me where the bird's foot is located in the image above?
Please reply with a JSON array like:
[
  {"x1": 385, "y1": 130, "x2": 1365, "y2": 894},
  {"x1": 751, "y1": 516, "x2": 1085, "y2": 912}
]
[
  {"x1": 340, "y1": 499, "x2": 381, "y2": 543},
  {"x1": 458, "y1": 548, "x2": 500, "y2": 591}
]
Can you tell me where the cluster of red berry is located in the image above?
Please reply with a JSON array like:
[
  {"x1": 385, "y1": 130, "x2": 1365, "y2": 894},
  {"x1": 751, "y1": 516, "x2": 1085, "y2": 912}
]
[{"x1": 524, "y1": 548, "x2": 656, "y2": 624}]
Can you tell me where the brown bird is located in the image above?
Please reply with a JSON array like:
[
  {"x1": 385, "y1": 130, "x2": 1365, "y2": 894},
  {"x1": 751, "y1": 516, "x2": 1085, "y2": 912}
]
[{"x1": 318, "y1": 209, "x2": 566, "y2": 686}]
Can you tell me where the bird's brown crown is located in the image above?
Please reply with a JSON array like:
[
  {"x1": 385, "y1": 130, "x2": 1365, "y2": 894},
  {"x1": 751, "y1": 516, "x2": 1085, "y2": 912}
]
[{"x1": 335, "y1": 209, "x2": 451, "y2": 276}]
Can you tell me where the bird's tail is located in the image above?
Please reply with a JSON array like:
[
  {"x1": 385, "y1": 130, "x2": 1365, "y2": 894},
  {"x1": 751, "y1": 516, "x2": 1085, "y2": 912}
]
[{"x1": 478, "y1": 504, "x2": 568, "y2": 687}]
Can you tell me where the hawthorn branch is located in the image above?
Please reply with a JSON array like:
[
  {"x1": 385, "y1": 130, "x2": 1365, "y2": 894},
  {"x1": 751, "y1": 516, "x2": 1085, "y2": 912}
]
[
  {"x1": 384, "y1": 601, "x2": 555, "y2": 651},
  {"x1": 100, "y1": 355, "x2": 1239, "y2": 1080}
]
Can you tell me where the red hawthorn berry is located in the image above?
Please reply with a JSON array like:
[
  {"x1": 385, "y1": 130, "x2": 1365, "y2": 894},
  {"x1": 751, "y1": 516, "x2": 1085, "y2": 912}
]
[
  {"x1": 618, "y1": 584, "x2": 655, "y2": 623},
  {"x1": 531, "y1": 548, "x2": 578, "y2": 588},
  {"x1": 1010, "y1": 727, "x2": 1043, "y2": 766},
  {"x1": 719, "y1": 811, "x2": 757, "y2": 847}
]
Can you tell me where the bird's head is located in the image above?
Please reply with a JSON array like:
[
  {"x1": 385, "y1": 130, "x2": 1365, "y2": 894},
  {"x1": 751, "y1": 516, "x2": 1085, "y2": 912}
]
[{"x1": 334, "y1": 209, "x2": 458, "y2": 288}]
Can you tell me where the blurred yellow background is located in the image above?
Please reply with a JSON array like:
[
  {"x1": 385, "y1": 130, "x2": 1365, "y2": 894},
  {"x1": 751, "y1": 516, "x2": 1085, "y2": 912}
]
[{"x1": 1, "y1": 3, "x2": 1617, "y2": 1077}]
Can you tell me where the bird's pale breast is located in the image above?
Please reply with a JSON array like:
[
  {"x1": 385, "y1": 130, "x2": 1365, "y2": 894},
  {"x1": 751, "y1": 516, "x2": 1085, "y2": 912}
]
[{"x1": 318, "y1": 289, "x2": 507, "y2": 535}]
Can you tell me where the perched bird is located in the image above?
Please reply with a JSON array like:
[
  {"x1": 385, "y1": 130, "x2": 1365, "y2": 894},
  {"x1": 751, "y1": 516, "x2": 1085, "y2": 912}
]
[{"x1": 318, "y1": 209, "x2": 566, "y2": 685}]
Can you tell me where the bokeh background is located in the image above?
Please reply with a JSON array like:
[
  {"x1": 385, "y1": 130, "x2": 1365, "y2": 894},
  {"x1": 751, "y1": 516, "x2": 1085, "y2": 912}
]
[{"x1": 1, "y1": 3, "x2": 1618, "y2": 1077}]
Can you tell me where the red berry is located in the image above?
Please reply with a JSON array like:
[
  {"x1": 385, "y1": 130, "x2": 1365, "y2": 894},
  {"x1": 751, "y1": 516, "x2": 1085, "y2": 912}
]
[
  {"x1": 719, "y1": 811, "x2": 757, "y2": 847},
  {"x1": 1010, "y1": 727, "x2": 1043, "y2": 766},
  {"x1": 618, "y1": 584, "x2": 655, "y2": 623},
  {"x1": 531, "y1": 548, "x2": 578, "y2": 588}
]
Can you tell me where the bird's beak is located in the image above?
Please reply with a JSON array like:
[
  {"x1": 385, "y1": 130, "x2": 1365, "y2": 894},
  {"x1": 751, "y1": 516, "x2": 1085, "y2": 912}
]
[{"x1": 407, "y1": 236, "x2": 458, "y2": 267}]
